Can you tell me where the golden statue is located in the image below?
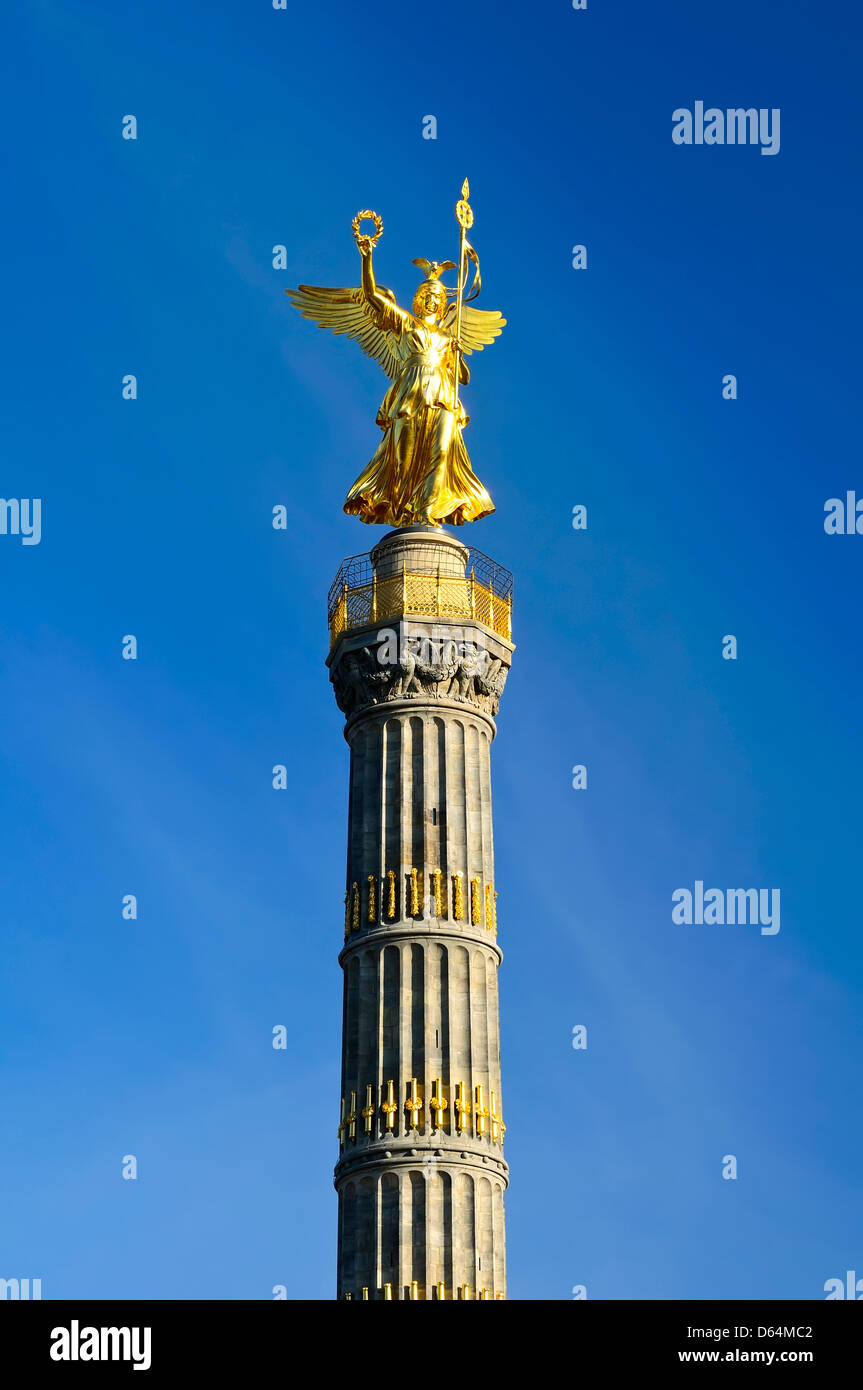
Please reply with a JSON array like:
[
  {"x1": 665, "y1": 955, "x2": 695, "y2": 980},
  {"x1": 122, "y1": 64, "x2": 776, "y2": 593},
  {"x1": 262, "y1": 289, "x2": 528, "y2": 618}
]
[{"x1": 286, "y1": 181, "x2": 505, "y2": 527}]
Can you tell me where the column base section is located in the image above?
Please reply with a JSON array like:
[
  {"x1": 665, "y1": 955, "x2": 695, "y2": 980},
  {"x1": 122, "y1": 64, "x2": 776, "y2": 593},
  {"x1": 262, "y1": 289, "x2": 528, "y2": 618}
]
[{"x1": 335, "y1": 1151, "x2": 508, "y2": 1302}]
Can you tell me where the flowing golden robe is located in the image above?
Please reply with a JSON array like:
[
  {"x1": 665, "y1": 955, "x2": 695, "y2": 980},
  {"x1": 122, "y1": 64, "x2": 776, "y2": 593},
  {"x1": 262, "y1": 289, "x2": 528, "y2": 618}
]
[{"x1": 344, "y1": 299, "x2": 494, "y2": 527}]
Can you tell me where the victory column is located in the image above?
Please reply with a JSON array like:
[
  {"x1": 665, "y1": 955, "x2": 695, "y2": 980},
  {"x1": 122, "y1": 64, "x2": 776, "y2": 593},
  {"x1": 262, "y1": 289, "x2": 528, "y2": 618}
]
[{"x1": 288, "y1": 184, "x2": 515, "y2": 1300}]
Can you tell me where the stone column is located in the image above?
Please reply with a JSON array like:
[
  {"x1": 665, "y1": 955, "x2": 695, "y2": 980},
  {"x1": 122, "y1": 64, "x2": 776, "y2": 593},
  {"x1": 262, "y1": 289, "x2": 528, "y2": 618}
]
[{"x1": 327, "y1": 526, "x2": 513, "y2": 1301}]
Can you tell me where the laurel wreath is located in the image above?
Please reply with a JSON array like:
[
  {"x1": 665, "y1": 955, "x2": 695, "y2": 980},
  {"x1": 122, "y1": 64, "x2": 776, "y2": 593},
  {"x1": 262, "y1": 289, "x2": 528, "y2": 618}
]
[
  {"x1": 351, "y1": 210, "x2": 384, "y2": 247},
  {"x1": 455, "y1": 199, "x2": 474, "y2": 230}
]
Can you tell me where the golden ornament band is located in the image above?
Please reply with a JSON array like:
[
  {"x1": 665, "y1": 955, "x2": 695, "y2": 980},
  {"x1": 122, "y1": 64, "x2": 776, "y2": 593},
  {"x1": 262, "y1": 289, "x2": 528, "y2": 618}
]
[
  {"x1": 345, "y1": 1284, "x2": 502, "y2": 1300},
  {"x1": 338, "y1": 1079, "x2": 505, "y2": 1145},
  {"x1": 343, "y1": 868, "x2": 498, "y2": 933}
]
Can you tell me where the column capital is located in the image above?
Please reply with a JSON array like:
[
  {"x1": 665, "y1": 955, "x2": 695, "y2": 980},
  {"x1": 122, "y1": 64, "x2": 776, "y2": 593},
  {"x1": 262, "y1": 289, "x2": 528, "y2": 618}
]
[{"x1": 329, "y1": 620, "x2": 512, "y2": 725}]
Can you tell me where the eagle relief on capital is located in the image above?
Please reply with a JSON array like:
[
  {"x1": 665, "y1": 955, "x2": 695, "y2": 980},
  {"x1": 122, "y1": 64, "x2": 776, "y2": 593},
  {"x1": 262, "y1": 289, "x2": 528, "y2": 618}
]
[{"x1": 331, "y1": 633, "x2": 510, "y2": 720}]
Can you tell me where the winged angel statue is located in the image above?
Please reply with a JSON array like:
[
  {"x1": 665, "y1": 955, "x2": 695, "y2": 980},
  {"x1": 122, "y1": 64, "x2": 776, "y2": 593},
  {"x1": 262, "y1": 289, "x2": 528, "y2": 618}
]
[{"x1": 286, "y1": 186, "x2": 505, "y2": 527}]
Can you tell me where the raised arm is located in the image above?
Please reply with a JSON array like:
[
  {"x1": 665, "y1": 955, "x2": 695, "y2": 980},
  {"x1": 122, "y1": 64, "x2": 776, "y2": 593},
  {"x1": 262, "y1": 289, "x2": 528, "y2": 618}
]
[
  {"x1": 357, "y1": 238, "x2": 386, "y2": 309},
  {"x1": 357, "y1": 238, "x2": 406, "y2": 327}
]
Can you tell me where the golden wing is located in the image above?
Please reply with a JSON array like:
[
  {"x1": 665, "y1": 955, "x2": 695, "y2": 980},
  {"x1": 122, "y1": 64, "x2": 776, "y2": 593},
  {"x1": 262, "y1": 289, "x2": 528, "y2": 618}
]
[
  {"x1": 442, "y1": 302, "x2": 507, "y2": 354},
  {"x1": 285, "y1": 284, "x2": 402, "y2": 380}
]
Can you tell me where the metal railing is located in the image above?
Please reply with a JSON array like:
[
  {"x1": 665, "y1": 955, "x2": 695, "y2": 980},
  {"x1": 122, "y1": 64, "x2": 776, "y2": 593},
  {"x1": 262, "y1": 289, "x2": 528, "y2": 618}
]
[{"x1": 328, "y1": 547, "x2": 513, "y2": 648}]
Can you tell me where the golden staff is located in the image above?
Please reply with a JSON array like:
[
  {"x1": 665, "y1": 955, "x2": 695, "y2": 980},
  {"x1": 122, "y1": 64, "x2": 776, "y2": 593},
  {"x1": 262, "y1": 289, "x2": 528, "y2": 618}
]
[{"x1": 453, "y1": 178, "x2": 474, "y2": 415}]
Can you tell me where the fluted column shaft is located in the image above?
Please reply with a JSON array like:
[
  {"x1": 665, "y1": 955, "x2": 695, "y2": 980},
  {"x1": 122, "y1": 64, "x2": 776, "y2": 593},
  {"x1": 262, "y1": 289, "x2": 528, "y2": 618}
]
[{"x1": 328, "y1": 528, "x2": 513, "y2": 1301}]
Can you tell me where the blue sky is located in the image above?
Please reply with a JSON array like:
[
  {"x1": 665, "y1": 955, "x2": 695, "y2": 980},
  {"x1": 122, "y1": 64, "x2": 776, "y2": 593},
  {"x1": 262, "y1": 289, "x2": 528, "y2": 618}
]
[{"x1": 2, "y1": 0, "x2": 861, "y2": 1299}]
